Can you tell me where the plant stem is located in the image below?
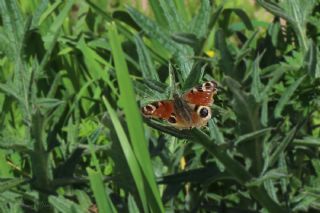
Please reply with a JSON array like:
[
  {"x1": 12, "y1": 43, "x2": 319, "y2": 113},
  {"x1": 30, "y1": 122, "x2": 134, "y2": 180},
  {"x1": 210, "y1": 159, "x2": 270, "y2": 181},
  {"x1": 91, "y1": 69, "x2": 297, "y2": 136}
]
[{"x1": 30, "y1": 111, "x2": 53, "y2": 213}]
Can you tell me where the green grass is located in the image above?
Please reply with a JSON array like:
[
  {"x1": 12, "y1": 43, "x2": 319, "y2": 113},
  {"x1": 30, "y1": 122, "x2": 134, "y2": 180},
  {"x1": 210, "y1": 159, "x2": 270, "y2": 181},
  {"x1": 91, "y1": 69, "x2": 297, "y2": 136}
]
[{"x1": 0, "y1": 0, "x2": 320, "y2": 212}]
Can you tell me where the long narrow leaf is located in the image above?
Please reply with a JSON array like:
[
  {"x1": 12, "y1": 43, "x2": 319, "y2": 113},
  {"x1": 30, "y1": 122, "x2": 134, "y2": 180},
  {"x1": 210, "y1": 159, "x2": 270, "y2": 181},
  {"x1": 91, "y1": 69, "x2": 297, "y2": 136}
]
[
  {"x1": 134, "y1": 35, "x2": 159, "y2": 81},
  {"x1": 107, "y1": 22, "x2": 164, "y2": 212},
  {"x1": 87, "y1": 168, "x2": 117, "y2": 213},
  {"x1": 274, "y1": 75, "x2": 306, "y2": 118},
  {"x1": 190, "y1": 0, "x2": 211, "y2": 38},
  {"x1": 103, "y1": 98, "x2": 148, "y2": 212},
  {"x1": 269, "y1": 125, "x2": 299, "y2": 167},
  {"x1": 49, "y1": 195, "x2": 84, "y2": 213}
]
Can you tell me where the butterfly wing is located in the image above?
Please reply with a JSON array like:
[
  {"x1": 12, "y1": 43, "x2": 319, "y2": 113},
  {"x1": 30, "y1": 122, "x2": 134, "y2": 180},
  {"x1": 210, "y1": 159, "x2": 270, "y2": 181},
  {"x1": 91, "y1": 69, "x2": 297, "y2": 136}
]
[
  {"x1": 141, "y1": 100, "x2": 193, "y2": 129},
  {"x1": 141, "y1": 101, "x2": 174, "y2": 120},
  {"x1": 181, "y1": 81, "x2": 218, "y2": 128},
  {"x1": 141, "y1": 81, "x2": 218, "y2": 129},
  {"x1": 182, "y1": 81, "x2": 217, "y2": 106}
]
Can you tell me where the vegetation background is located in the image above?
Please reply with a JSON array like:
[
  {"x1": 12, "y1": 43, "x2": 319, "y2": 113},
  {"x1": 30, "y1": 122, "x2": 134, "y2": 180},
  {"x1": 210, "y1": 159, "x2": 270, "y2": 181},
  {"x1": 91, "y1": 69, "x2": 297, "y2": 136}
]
[{"x1": 0, "y1": 0, "x2": 319, "y2": 212}]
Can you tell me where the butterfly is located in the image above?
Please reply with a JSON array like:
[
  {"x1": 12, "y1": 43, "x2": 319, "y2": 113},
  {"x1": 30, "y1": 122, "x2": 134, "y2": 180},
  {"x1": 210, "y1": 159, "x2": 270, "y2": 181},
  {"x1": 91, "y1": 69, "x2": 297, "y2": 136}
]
[{"x1": 141, "y1": 81, "x2": 218, "y2": 129}]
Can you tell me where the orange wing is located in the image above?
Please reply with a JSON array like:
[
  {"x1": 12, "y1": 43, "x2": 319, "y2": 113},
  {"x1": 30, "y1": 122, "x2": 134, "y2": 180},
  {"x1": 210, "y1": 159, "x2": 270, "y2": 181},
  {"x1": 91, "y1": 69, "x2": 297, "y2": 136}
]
[
  {"x1": 183, "y1": 81, "x2": 217, "y2": 106},
  {"x1": 141, "y1": 81, "x2": 218, "y2": 129},
  {"x1": 141, "y1": 100, "x2": 213, "y2": 129},
  {"x1": 141, "y1": 101, "x2": 174, "y2": 120},
  {"x1": 141, "y1": 100, "x2": 196, "y2": 129}
]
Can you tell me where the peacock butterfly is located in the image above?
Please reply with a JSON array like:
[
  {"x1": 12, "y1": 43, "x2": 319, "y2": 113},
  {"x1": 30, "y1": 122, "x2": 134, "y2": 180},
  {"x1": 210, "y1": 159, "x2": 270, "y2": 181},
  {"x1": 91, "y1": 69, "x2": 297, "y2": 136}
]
[{"x1": 141, "y1": 81, "x2": 218, "y2": 129}]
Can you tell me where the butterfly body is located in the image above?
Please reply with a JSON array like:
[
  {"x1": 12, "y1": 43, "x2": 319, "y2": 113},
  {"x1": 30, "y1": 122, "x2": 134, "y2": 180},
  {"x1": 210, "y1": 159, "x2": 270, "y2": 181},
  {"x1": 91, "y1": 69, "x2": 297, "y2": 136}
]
[{"x1": 141, "y1": 81, "x2": 218, "y2": 129}]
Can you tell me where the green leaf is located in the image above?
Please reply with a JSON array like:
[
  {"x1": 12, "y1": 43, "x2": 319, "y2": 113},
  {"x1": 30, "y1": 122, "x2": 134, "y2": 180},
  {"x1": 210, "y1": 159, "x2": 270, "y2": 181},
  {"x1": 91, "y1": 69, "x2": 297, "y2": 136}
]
[
  {"x1": 0, "y1": 83, "x2": 24, "y2": 104},
  {"x1": 0, "y1": 178, "x2": 28, "y2": 193},
  {"x1": 261, "y1": 98, "x2": 269, "y2": 126},
  {"x1": 234, "y1": 30, "x2": 259, "y2": 66},
  {"x1": 134, "y1": 35, "x2": 159, "y2": 81},
  {"x1": 190, "y1": 0, "x2": 211, "y2": 38},
  {"x1": 103, "y1": 98, "x2": 148, "y2": 212},
  {"x1": 283, "y1": 0, "x2": 316, "y2": 51},
  {"x1": 87, "y1": 168, "x2": 117, "y2": 213},
  {"x1": 128, "y1": 194, "x2": 140, "y2": 213},
  {"x1": 304, "y1": 39, "x2": 319, "y2": 79},
  {"x1": 49, "y1": 195, "x2": 84, "y2": 213},
  {"x1": 222, "y1": 8, "x2": 254, "y2": 31},
  {"x1": 311, "y1": 159, "x2": 320, "y2": 177},
  {"x1": 215, "y1": 30, "x2": 235, "y2": 79},
  {"x1": 292, "y1": 190, "x2": 319, "y2": 211},
  {"x1": 127, "y1": 6, "x2": 193, "y2": 79},
  {"x1": 36, "y1": 1, "x2": 75, "y2": 77},
  {"x1": 171, "y1": 33, "x2": 199, "y2": 49},
  {"x1": 112, "y1": 10, "x2": 141, "y2": 31},
  {"x1": 256, "y1": 1, "x2": 295, "y2": 32},
  {"x1": 0, "y1": 151, "x2": 12, "y2": 177},
  {"x1": 35, "y1": 98, "x2": 65, "y2": 110},
  {"x1": 0, "y1": 0, "x2": 24, "y2": 53},
  {"x1": 42, "y1": 0, "x2": 75, "y2": 51},
  {"x1": 269, "y1": 22, "x2": 281, "y2": 47},
  {"x1": 47, "y1": 0, "x2": 75, "y2": 35},
  {"x1": 0, "y1": 29, "x2": 14, "y2": 60},
  {"x1": 37, "y1": 1, "x2": 62, "y2": 27},
  {"x1": 234, "y1": 128, "x2": 273, "y2": 146},
  {"x1": 182, "y1": 63, "x2": 206, "y2": 90},
  {"x1": 269, "y1": 125, "x2": 299, "y2": 168},
  {"x1": 174, "y1": 0, "x2": 191, "y2": 22},
  {"x1": 259, "y1": 66, "x2": 285, "y2": 100},
  {"x1": 76, "y1": 36, "x2": 110, "y2": 81},
  {"x1": 159, "y1": 0, "x2": 186, "y2": 32},
  {"x1": 0, "y1": 143, "x2": 32, "y2": 154},
  {"x1": 30, "y1": 0, "x2": 50, "y2": 29},
  {"x1": 208, "y1": 119, "x2": 225, "y2": 145},
  {"x1": 274, "y1": 75, "x2": 306, "y2": 118},
  {"x1": 247, "y1": 168, "x2": 288, "y2": 187},
  {"x1": 250, "y1": 53, "x2": 264, "y2": 101},
  {"x1": 257, "y1": 0, "x2": 317, "y2": 51},
  {"x1": 148, "y1": 0, "x2": 167, "y2": 26},
  {"x1": 74, "y1": 190, "x2": 92, "y2": 211},
  {"x1": 189, "y1": 129, "x2": 287, "y2": 212},
  {"x1": 292, "y1": 137, "x2": 320, "y2": 147},
  {"x1": 225, "y1": 76, "x2": 260, "y2": 134},
  {"x1": 108, "y1": 23, "x2": 164, "y2": 212},
  {"x1": 127, "y1": 6, "x2": 177, "y2": 54},
  {"x1": 225, "y1": 76, "x2": 263, "y2": 174}
]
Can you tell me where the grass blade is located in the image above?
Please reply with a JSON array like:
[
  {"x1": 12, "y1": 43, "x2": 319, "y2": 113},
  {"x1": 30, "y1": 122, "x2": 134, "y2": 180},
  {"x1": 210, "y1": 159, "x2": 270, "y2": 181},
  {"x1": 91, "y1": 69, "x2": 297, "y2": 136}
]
[
  {"x1": 103, "y1": 98, "x2": 148, "y2": 212},
  {"x1": 87, "y1": 168, "x2": 117, "y2": 213},
  {"x1": 107, "y1": 22, "x2": 164, "y2": 212}
]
